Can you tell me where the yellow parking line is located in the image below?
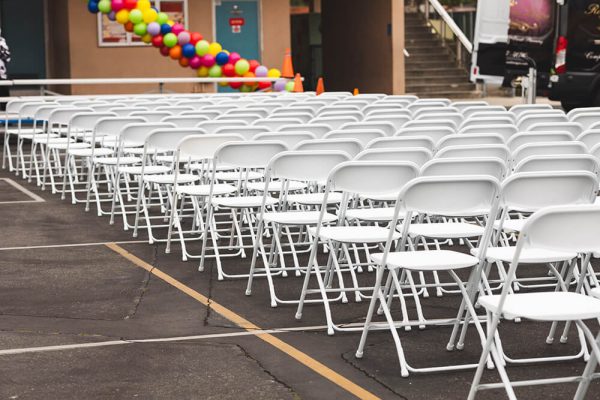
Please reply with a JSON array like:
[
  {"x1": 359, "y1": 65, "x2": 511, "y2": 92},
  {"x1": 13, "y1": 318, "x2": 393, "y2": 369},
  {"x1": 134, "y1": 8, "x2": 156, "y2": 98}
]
[{"x1": 106, "y1": 243, "x2": 380, "y2": 400}]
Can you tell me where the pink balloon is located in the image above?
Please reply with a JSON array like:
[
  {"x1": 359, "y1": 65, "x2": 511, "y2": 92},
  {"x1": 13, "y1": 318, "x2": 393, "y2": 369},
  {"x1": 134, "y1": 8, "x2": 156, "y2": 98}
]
[
  {"x1": 171, "y1": 23, "x2": 185, "y2": 36},
  {"x1": 189, "y1": 56, "x2": 202, "y2": 69},
  {"x1": 111, "y1": 0, "x2": 125, "y2": 11},
  {"x1": 229, "y1": 52, "x2": 241, "y2": 65},
  {"x1": 202, "y1": 54, "x2": 216, "y2": 67}
]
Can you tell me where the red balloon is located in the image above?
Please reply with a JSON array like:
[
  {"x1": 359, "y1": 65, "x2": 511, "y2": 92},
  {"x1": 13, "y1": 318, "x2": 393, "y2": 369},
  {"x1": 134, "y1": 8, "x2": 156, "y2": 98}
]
[
  {"x1": 169, "y1": 45, "x2": 182, "y2": 60},
  {"x1": 222, "y1": 63, "x2": 235, "y2": 77},
  {"x1": 124, "y1": 0, "x2": 137, "y2": 10},
  {"x1": 179, "y1": 57, "x2": 190, "y2": 67},
  {"x1": 257, "y1": 81, "x2": 271, "y2": 90},
  {"x1": 190, "y1": 32, "x2": 203, "y2": 44},
  {"x1": 152, "y1": 35, "x2": 164, "y2": 48},
  {"x1": 160, "y1": 46, "x2": 170, "y2": 57},
  {"x1": 124, "y1": 21, "x2": 134, "y2": 32},
  {"x1": 229, "y1": 81, "x2": 243, "y2": 89},
  {"x1": 249, "y1": 60, "x2": 260, "y2": 73}
]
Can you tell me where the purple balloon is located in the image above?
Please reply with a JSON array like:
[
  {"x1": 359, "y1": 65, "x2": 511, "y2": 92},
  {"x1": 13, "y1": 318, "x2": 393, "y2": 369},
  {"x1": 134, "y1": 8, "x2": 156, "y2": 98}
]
[
  {"x1": 178, "y1": 31, "x2": 191, "y2": 45},
  {"x1": 147, "y1": 22, "x2": 161, "y2": 36},
  {"x1": 255, "y1": 66, "x2": 268, "y2": 78},
  {"x1": 273, "y1": 79, "x2": 287, "y2": 92},
  {"x1": 108, "y1": 11, "x2": 116, "y2": 21},
  {"x1": 202, "y1": 54, "x2": 216, "y2": 67},
  {"x1": 189, "y1": 56, "x2": 202, "y2": 69}
]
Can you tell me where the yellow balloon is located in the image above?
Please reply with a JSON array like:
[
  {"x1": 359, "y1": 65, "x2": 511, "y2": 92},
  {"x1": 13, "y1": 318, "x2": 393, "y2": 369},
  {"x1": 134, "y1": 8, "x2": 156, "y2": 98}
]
[
  {"x1": 223, "y1": 50, "x2": 230, "y2": 55},
  {"x1": 166, "y1": 20, "x2": 175, "y2": 26},
  {"x1": 137, "y1": 0, "x2": 151, "y2": 11},
  {"x1": 267, "y1": 68, "x2": 281, "y2": 79},
  {"x1": 218, "y1": 81, "x2": 229, "y2": 87},
  {"x1": 209, "y1": 42, "x2": 223, "y2": 56},
  {"x1": 115, "y1": 9, "x2": 130, "y2": 24},
  {"x1": 197, "y1": 66, "x2": 209, "y2": 77},
  {"x1": 142, "y1": 8, "x2": 158, "y2": 23},
  {"x1": 141, "y1": 33, "x2": 152, "y2": 43}
]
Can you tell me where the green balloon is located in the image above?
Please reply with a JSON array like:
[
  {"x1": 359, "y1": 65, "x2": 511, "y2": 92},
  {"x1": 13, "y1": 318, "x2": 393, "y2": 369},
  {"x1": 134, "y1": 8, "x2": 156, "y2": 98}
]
[
  {"x1": 285, "y1": 81, "x2": 295, "y2": 92},
  {"x1": 156, "y1": 12, "x2": 169, "y2": 25},
  {"x1": 163, "y1": 33, "x2": 178, "y2": 48},
  {"x1": 129, "y1": 9, "x2": 143, "y2": 24},
  {"x1": 98, "y1": 0, "x2": 112, "y2": 13},
  {"x1": 195, "y1": 40, "x2": 210, "y2": 56},
  {"x1": 240, "y1": 85, "x2": 253, "y2": 93},
  {"x1": 133, "y1": 22, "x2": 147, "y2": 36},
  {"x1": 208, "y1": 65, "x2": 222, "y2": 77},
  {"x1": 235, "y1": 59, "x2": 250, "y2": 75}
]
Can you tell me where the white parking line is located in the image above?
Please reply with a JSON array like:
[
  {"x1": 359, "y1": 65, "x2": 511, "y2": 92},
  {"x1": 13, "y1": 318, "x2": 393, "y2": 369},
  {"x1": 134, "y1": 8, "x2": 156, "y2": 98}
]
[
  {"x1": 0, "y1": 325, "x2": 329, "y2": 356},
  {"x1": 0, "y1": 240, "x2": 148, "y2": 251},
  {"x1": 0, "y1": 178, "x2": 45, "y2": 204}
]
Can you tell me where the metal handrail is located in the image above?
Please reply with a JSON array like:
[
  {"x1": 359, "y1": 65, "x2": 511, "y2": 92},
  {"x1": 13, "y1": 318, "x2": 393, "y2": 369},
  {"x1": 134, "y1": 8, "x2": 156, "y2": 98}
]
[{"x1": 427, "y1": 0, "x2": 473, "y2": 53}]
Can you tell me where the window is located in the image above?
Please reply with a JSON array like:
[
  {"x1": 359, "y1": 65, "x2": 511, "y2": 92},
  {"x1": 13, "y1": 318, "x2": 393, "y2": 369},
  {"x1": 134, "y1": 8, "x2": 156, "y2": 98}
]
[{"x1": 97, "y1": 0, "x2": 188, "y2": 47}]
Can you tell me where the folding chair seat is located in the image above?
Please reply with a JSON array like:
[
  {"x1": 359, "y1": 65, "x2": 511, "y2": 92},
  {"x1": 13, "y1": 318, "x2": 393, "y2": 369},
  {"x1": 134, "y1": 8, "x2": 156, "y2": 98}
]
[
  {"x1": 309, "y1": 116, "x2": 361, "y2": 130},
  {"x1": 512, "y1": 141, "x2": 588, "y2": 166},
  {"x1": 506, "y1": 131, "x2": 575, "y2": 152},
  {"x1": 253, "y1": 118, "x2": 304, "y2": 131},
  {"x1": 437, "y1": 133, "x2": 505, "y2": 150},
  {"x1": 295, "y1": 138, "x2": 363, "y2": 158},
  {"x1": 364, "y1": 114, "x2": 410, "y2": 130},
  {"x1": 526, "y1": 121, "x2": 584, "y2": 136},
  {"x1": 279, "y1": 123, "x2": 331, "y2": 138},
  {"x1": 461, "y1": 105, "x2": 506, "y2": 119},
  {"x1": 570, "y1": 112, "x2": 600, "y2": 131},
  {"x1": 323, "y1": 129, "x2": 385, "y2": 147},
  {"x1": 469, "y1": 204, "x2": 600, "y2": 400},
  {"x1": 199, "y1": 141, "x2": 289, "y2": 277},
  {"x1": 197, "y1": 120, "x2": 248, "y2": 134},
  {"x1": 421, "y1": 157, "x2": 507, "y2": 181},
  {"x1": 295, "y1": 161, "x2": 420, "y2": 334},
  {"x1": 366, "y1": 136, "x2": 435, "y2": 151},
  {"x1": 436, "y1": 144, "x2": 510, "y2": 163},
  {"x1": 509, "y1": 103, "x2": 552, "y2": 117},
  {"x1": 340, "y1": 121, "x2": 396, "y2": 136},
  {"x1": 403, "y1": 119, "x2": 457, "y2": 131},
  {"x1": 246, "y1": 150, "x2": 352, "y2": 306},
  {"x1": 518, "y1": 114, "x2": 569, "y2": 131},
  {"x1": 396, "y1": 126, "x2": 454, "y2": 145},
  {"x1": 450, "y1": 100, "x2": 489, "y2": 111},
  {"x1": 458, "y1": 124, "x2": 518, "y2": 141},
  {"x1": 356, "y1": 176, "x2": 501, "y2": 376},
  {"x1": 254, "y1": 132, "x2": 317, "y2": 148}
]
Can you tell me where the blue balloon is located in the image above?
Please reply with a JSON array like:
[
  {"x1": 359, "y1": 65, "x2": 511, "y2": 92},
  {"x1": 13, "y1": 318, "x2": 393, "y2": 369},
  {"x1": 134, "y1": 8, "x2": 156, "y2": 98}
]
[
  {"x1": 182, "y1": 43, "x2": 196, "y2": 58},
  {"x1": 215, "y1": 52, "x2": 230, "y2": 66},
  {"x1": 88, "y1": 1, "x2": 99, "y2": 13},
  {"x1": 160, "y1": 23, "x2": 172, "y2": 35}
]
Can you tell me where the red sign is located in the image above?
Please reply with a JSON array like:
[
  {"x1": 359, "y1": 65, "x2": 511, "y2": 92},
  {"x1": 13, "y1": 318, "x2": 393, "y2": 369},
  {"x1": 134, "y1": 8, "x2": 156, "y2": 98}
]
[{"x1": 229, "y1": 18, "x2": 245, "y2": 27}]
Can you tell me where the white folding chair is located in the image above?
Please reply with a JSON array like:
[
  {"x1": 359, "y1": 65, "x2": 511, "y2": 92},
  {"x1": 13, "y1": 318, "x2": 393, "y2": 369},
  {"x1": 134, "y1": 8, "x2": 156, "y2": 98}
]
[
  {"x1": 421, "y1": 157, "x2": 507, "y2": 181},
  {"x1": 451, "y1": 101, "x2": 489, "y2": 111},
  {"x1": 215, "y1": 126, "x2": 269, "y2": 139},
  {"x1": 509, "y1": 103, "x2": 552, "y2": 117},
  {"x1": 527, "y1": 121, "x2": 584, "y2": 136},
  {"x1": 506, "y1": 131, "x2": 575, "y2": 152},
  {"x1": 436, "y1": 144, "x2": 511, "y2": 163},
  {"x1": 518, "y1": 114, "x2": 569, "y2": 131},
  {"x1": 514, "y1": 154, "x2": 600, "y2": 175},
  {"x1": 462, "y1": 105, "x2": 506, "y2": 119},
  {"x1": 570, "y1": 112, "x2": 600, "y2": 131},
  {"x1": 354, "y1": 148, "x2": 433, "y2": 167},
  {"x1": 512, "y1": 141, "x2": 588, "y2": 166},
  {"x1": 437, "y1": 133, "x2": 505, "y2": 150},
  {"x1": 279, "y1": 123, "x2": 332, "y2": 138},
  {"x1": 341, "y1": 121, "x2": 396, "y2": 136},
  {"x1": 577, "y1": 129, "x2": 600, "y2": 150},
  {"x1": 253, "y1": 118, "x2": 304, "y2": 131},
  {"x1": 396, "y1": 126, "x2": 454, "y2": 145},
  {"x1": 458, "y1": 124, "x2": 518, "y2": 142},
  {"x1": 198, "y1": 120, "x2": 249, "y2": 134},
  {"x1": 323, "y1": 129, "x2": 385, "y2": 147},
  {"x1": 366, "y1": 136, "x2": 435, "y2": 152},
  {"x1": 128, "y1": 111, "x2": 173, "y2": 123},
  {"x1": 295, "y1": 138, "x2": 363, "y2": 157},
  {"x1": 254, "y1": 132, "x2": 317, "y2": 148}
]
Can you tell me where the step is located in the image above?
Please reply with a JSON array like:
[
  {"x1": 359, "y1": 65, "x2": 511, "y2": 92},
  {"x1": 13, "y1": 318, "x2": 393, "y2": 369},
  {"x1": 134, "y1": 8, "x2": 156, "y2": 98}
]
[
  {"x1": 406, "y1": 69, "x2": 469, "y2": 79},
  {"x1": 406, "y1": 82, "x2": 477, "y2": 94},
  {"x1": 406, "y1": 60, "x2": 460, "y2": 69},
  {"x1": 408, "y1": 90, "x2": 483, "y2": 99},
  {"x1": 407, "y1": 75, "x2": 473, "y2": 85}
]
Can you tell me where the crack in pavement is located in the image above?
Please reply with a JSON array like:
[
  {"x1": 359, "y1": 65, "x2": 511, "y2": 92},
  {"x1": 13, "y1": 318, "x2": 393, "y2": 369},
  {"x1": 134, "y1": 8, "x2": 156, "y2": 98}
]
[
  {"x1": 124, "y1": 243, "x2": 157, "y2": 320},
  {"x1": 202, "y1": 259, "x2": 215, "y2": 327}
]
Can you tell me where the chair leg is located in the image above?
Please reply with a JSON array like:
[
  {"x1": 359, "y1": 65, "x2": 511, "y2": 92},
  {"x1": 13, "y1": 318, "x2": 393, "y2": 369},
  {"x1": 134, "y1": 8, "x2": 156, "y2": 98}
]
[{"x1": 573, "y1": 326, "x2": 600, "y2": 400}]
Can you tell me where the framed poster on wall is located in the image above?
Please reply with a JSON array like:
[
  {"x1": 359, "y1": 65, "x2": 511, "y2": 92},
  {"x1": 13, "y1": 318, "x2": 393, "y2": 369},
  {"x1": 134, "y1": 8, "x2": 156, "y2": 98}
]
[{"x1": 97, "y1": 0, "x2": 189, "y2": 47}]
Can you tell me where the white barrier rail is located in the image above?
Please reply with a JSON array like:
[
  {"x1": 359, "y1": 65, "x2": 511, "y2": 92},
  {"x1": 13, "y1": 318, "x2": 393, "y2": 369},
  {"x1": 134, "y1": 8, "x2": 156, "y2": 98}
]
[{"x1": 0, "y1": 77, "x2": 289, "y2": 87}]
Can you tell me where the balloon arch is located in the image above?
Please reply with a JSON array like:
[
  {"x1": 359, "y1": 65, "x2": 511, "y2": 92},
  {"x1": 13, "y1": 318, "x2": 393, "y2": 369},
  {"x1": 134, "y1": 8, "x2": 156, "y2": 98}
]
[{"x1": 87, "y1": 0, "x2": 292, "y2": 92}]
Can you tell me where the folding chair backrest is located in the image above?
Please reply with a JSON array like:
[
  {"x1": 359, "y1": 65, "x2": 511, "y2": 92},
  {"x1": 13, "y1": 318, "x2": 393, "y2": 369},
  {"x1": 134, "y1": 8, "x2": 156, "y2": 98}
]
[
  {"x1": 267, "y1": 112, "x2": 313, "y2": 123},
  {"x1": 396, "y1": 126, "x2": 454, "y2": 144},
  {"x1": 20, "y1": 102, "x2": 57, "y2": 120},
  {"x1": 513, "y1": 154, "x2": 600, "y2": 174},
  {"x1": 420, "y1": 157, "x2": 507, "y2": 181},
  {"x1": 577, "y1": 130, "x2": 600, "y2": 150},
  {"x1": 512, "y1": 141, "x2": 588, "y2": 165},
  {"x1": 366, "y1": 108, "x2": 412, "y2": 119},
  {"x1": 526, "y1": 121, "x2": 584, "y2": 136},
  {"x1": 253, "y1": 118, "x2": 304, "y2": 131},
  {"x1": 460, "y1": 116, "x2": 515, "y2": 130},
  {"x1": 318, "y1": 105, "x2": 361, "y2": 115},
  {"x1": 254, "y1": 132, "x2": 316, "y2": 148},
  {"x1": 363, "y1": 115, "x2": 410, "y2": 130},
  {"x1": 340, "y1": 121, "x2": 396, "y2": 136},
  {"x1": 48, "y1": 107, "x2": 94, "y2": 127},
  {"x1": 135, "y1": 102, "x2": 171, "y2": 110},
  {"x1": 462, "y1": 105, "x2": 506, "y2": 118},
  {"x1": 214, "y1": 141, "x2": 288, "y2": 168},
  {"x1": 403, "y1": 119, "x2": 457, "y2": 131},
  {"x1": 436, "y1": 144, "x2": 510, "y2": 162},
  {"x1": 217, "y1": 114, "x2": 262, "y2": 124},
  {"x1": 329, "y1": 161, "x2": 420, "y2": 198},
  {"x1": 366, "y1": 136, "x2": 435, "y2": 151},
  {"x1": 268, "y1": 150, "x2": 351, "y2": 182},
  {"x1": 295, "y1": 138, "x2": 363, "y2": 157},
  {"x1": 116, "y1": 121, "x2": 176, "y2": 147},
  {"x1": 162, "y1": 115, "x2": 210, "y2": 127},
  {"x1": 458, "y1": 124, "x2": 518, "y2": 141},
  {"x1": 178, "y1": 134, "x2": 244, "y2": 160},
  {"x1": 515, "y1": 109, "x2": 565, "y2": 124},
  {"x1": 518, "y1": 114, "x2": 569, "y2": 131},
  {"x1": 69, "y1": 112, "x2": 118, "y2": 134},
  {"x1": 174, "y1": 100, "x2": 214, "y2": 109},
  {"x1": 413, "y1": 106, "x2": 460, "y2": 118},
  {"x1": 145, "y1": 128, "x2": 207, "y2": 154},
  {"x1": 451, "y1": 100, "x2": 489, "y2": 111},
  {"x1": 226, "y1": 108, "x2": 268, "y2": 118},
  {"x1": 198, "y1": 120, "x2": 248, "y2": 134},
  {"x1": 500, "y1": 171, "x2": 598, "y2": 212},
  {"x1": 316, "y1": 110, "x2": 364, "y2": 121},
  {"x1": 108, "y1": 107, "x2": 151, "y2": 116},
  {"x1": 323, "y1": 129, "x2": 385, "y2": 146},
  {"x1": 246, "y1": 104, "x2": 282, "y2": 113},
  {"x1": 519, "y1": 205, "x2": 600, "y2": 254},
  {"x1": 399, "y1": 176, "x2": 500, "y2": 217},
  {"x1": 406, "y1": 102, "x2": 448, "y2": 115},
  {"x1": 568, "y1": 107, "x2": 600, "y2": 120},
  {"x1": 507, "y1": 131, "x2": 575, "y2": 151},
  {"x1": 289, "y1": 102, "x2": 325, "y2": 113},
  {"x1": 355, "y1": 148, "x2": 432, "y2": 166},
  {"x1": 437, "y1": 133, "x2": 505, "y2": 149},
  {"x1": 126, "y1": 111, "x2": 171, "y2": 123},
  {"x1": 381, "y1": 94, "x2": 418, "y2": 103},
  {"x1": 310, "y1": 116, "x2": 361, "y2": 130},
  {"x1": 214, "y1": 126, "x2": 269, "y2": 140},
  {"x1": 363, "y1": 105, "x2": 405, "y2": 116},
  {"x1": 416, "y1": 112, "x2": 463, "y2": 126},
  {"x1": 468, "y1": 111, "x2": 516, "y2": 122},
  {"x1": 204, "y1": 104, "x2": 238, "y2": 114},
  {"x1": 278, "y1": 123, "x2": 331, "y2": 138},
  {"x1": 509, "y1": 103, "x2": 552, "y2": 117},
  {"x1": 570, "y1": 112, "x2": 600, "y2": 130}
]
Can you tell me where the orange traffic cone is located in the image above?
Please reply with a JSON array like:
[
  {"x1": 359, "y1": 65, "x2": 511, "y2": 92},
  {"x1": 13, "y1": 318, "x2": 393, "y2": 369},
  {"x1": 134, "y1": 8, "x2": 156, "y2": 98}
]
[
  {"x1": 353, "y1": 88, "x2": 360, "y2": 96},
  {"x1": 316, "y1": 77, "x2": 325, "y2": 95},
  {"x1": 293, "y1": 73, "x2": 304, "y2": 93},
  {"x1": 281, "y1": 48, "x2": 295, "y2": 79}
]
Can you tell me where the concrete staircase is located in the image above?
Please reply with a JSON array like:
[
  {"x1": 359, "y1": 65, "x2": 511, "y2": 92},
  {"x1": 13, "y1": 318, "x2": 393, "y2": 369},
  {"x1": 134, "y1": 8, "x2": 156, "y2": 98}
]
[{"x1": 405, "y1": 12, "x2": 480, "y2": 99}]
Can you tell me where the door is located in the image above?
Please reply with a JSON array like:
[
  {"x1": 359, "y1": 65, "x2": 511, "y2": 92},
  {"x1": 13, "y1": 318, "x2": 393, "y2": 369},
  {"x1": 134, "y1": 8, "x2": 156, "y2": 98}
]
[{"x1": 215, "y1": 0, "x2": 260, "y2": 92}]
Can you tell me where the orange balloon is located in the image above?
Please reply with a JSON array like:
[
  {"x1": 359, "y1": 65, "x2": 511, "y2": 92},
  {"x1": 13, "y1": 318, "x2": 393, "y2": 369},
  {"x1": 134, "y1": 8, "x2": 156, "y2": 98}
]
[
  {"x1": 243, "y1": 71, "x2": 258, "y2": 88},
  {"x1": 124, "y1": 21, "x2": 134, "y2": 32},
  {"x1": 179, "y1": 57, "x2": 189, "y2": 67},
  {"x1": 169, "y1": 45, "x2": 182, "y2": 60}
]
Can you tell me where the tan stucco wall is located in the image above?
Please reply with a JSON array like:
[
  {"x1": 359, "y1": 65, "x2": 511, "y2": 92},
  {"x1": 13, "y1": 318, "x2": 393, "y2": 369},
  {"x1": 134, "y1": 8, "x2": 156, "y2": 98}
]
[{"x1": 52, "y1": 0, "x2": 290, "y2": 95}]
